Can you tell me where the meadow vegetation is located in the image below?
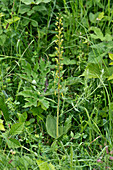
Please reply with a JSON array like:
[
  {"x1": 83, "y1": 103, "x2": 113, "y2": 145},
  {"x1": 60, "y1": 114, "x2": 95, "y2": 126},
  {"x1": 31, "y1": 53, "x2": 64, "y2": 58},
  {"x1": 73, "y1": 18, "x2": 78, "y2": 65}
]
[{"x1": 0, "y1": 0, "x2": 113, "y2": 169}]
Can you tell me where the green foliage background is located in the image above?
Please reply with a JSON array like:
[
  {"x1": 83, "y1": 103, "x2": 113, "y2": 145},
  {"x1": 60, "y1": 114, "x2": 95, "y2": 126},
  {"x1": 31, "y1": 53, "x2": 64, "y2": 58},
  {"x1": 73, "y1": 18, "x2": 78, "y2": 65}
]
[{"x1": 0, "y1": 0, "x2": 113, "y2": 169}]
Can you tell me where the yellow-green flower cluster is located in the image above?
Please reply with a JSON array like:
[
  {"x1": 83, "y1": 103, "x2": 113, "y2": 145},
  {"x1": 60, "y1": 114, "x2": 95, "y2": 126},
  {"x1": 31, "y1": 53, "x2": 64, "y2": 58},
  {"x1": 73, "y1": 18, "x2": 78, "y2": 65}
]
[{"x1": 54, "y1": 14, "x2": 64, "y2": 93}]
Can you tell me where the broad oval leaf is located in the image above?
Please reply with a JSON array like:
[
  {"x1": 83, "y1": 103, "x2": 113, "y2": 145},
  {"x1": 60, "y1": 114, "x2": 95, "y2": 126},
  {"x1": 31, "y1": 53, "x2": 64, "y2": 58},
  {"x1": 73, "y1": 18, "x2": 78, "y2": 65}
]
[{"x1": 46, "y1": 115, "x2": 63, "y2": 138}]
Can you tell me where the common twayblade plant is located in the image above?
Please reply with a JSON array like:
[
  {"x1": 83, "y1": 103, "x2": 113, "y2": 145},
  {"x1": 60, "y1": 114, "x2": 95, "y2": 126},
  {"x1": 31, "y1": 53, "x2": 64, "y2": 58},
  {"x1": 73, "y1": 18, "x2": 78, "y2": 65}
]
[{"x1": 46, "y1": 14, "x2": 71, "y2": 139}]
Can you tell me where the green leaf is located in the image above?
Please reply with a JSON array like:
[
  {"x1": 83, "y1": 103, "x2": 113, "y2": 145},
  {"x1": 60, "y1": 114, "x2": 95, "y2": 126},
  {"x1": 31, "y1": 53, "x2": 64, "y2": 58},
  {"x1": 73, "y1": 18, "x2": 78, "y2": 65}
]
[
  {"x1": 40, "y1": 99, "x2": 49, "y2": 110},
  {"x1": 21, "y1": 19, "x2": 30, "y2": 26},
  {"x1": 18, "y1": 112, "x2": 27, "y2": 123},
  {"x1": 0, "y1": 12, "x2": 4, "y2": 17},
  {"x1": 31, "y1": 107, "x2": 43, "y2": 116},
  {"x1": 21, "y1": 0, "x2": 51, "y2": 5},
  {"x1": 21, "y1": 0, "x2": 36, "y2": 5},
  {"x1": 35, "y1": 0, "x2": 52, "y2": 4},
  {"x1": 63, "y1": 116, "x2": 72, "y2": 134},
  {"x1": 74, "y1": 133, "x2": 81, "y2": 139},
  {"x1": 82, "y1": 17, "x2": 89, "y2": 28},
  {"x1": 46, "y1": 115, "x2": 63, "y2": 138},
  {"x1": 10, "y1": 123, "x2": 24, "y2": 136},
  {"x1": 104, "y1": 33, "x2": 112, "y2": 41},
  {"x1": 0, "y1": 119, "x2": 5, "y2": 131},
  {"x1": 90, "y1": 41, "x2": 113, "y2": 50},
  {"x1": 49, "y1": 163, "x2": 55, "y2": 170},
  {"x1": 0, "y1": 29, "x2": 3, "y2": 35},
  {"x1": 24, "y1": 98, "x2": 37, "y2": 107},
  {"x1": 27, "y1": 10, "x2": 35, "y2": 16},
  {"x1": 109, "y1": 53, "x2": 113, "y2": 60},
  {"x1": 31, "y1": 21, "x2": 38, "y2": 27},
  {"x1": 22, "y1": 61, "x2": 32, "y2": 77},
  {"x1": 0, "y1": 34, "x2": 7, "y2": 46},
  {"x1": 109, "y1": 62, "x2": 113, "y2": 65},
  {"x1": 18, "y1": 74, "x2": 32, "y2": 83},
  {"x1": 108, "y1": 74, "x2": 113, "y2": 81},
  {"x1": 62, "y1": 57, "x2": 76, "y2": 65},
  {"x1": 46, "y1": 115, "x2": 57, "y2": 138},
  {"x1": 89, "y1": 12, "x2": 98, "y2": 23},
  {"x1": 88, "y1": 54, "x2": 103, "y2": 64},
  {"x1": 97, "y1": 12, "x2": 104, "y2": 20},
  {"x1": 89, "y1": 27, "x2": 112, "y2": 41},
  {"x1": 19, "y1": 4, "x2": 30, "y2": 14},
  {"x1": 36, "y1": 160, "x2": 55, "y2": 170},
  {"x1": 34, "y1": 61, "x2": 39, "y2": 71},
  {"x1": 36, "y1": 160, "x2": 49, "y2": 170},
  {"x1": 6, "y1": 138, "x2": 21, "y2": 148},
  {"x1": 31, "y1": 107, "x2": 44, "y2": 122},
  {"x1": 33, "y1": 5, "x2": 47, "y2": 12},
  {"x1": 70, "y1": 145, "x2": 73, "y2": 167},
  {"x1": 66, "y1": 77, "x2": 82, "y2": 85},
  {"x1": 5, "y1": 16, "x2": 20, "y2": 25},
  {"x1": 82, "y1": 63, "x2": 101, "y2": 78},
  {"x1": 89, "y1": 27, "x2": 104, "y2": 41},
  {"x1": 0, "y1": 96, "x2": 9, "y2": 121},
  {"x1": 104, "y1": 67, "x2": 113, "y2": 78},
  {"x1": 39, "y1": 58, "x2": 46, "y2": 71},
  {"x1": 18, "y1": 90, "x2": 37, "y2": 99}
]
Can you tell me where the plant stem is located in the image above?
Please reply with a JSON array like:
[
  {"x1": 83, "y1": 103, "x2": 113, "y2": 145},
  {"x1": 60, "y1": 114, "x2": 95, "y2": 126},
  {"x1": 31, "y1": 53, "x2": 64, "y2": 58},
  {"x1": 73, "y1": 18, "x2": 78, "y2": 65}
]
[
  {"x1": 56, "y1": 40, "x2": 61, "y2": 138},
  {"x1": 57, "y1": 82, "x2": 60, "y2": 138}
]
